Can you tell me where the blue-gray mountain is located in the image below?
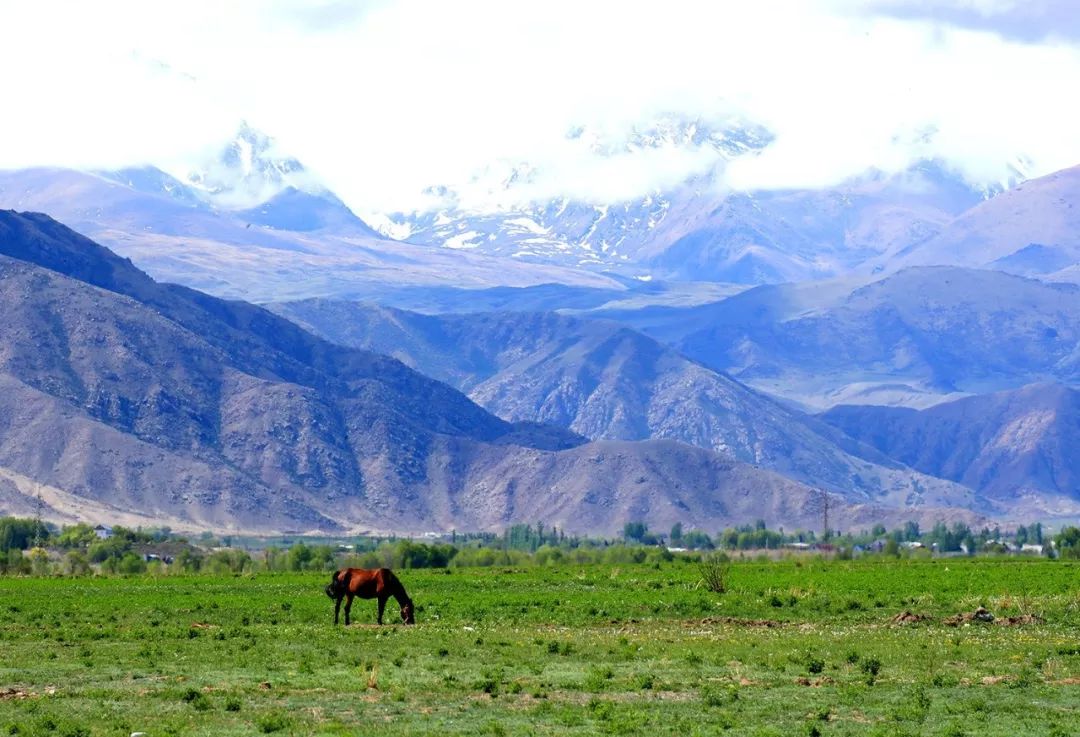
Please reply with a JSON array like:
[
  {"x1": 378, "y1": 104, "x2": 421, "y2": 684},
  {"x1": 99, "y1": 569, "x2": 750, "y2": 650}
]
[
  {"x1": 892, "y1": 164, "x2": 1080, "y2": 282},
  {"x1": 0, "y1": 166, "x2": 620, "y2": 302},
  {"x1": 271, "y1": 299, "x2": 983, "y2": 512},
  {"x1": 595, "y1": 266, "x2": 1080, "y2": 409},
  {"x1": 1, "y1": 210, "x2": 965, "y2": 534},
  {"x1": 1, "y1": 123, "x2": 1075, "y2": 307},
  {"x1": 821, "y1": 383, "x2": 1080, "y2": 518}
]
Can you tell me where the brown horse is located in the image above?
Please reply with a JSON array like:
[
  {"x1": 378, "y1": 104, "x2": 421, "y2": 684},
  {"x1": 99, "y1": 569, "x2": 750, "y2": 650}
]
[{"x1": 325, "y1": 567, "x2": 415, "y2": 625}]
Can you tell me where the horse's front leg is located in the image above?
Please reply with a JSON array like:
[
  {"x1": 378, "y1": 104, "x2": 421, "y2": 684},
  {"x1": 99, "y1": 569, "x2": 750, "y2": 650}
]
[
  {"x1": 344, "y1": 594, "x2": 354, "y2": 626},
  {"x1": 334, "y1": 596, "x2": 342, "y2": 625},
  {"x1": 377, "y1": 596, "x2": 386, "y2": 625}
]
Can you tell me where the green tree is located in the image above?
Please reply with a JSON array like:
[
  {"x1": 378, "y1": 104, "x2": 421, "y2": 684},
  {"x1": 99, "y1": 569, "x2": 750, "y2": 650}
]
[
  {"x1": 903, "y1": 521, "x2": 921, "y2": 541},
  {"x1": 118, "y1": 552, "x2": 147, "y2": 575},
  {"x1": 681, "y1": 530, "x2": 713, "y2": 550},
  {"x1": 28, "y1": 547, "x2": 52, "y2": 575},
  {"x1": 286, "y1": 542, "x2": 313, "y2": 571},
  {"x1": 1055, "y1": 526, "x2": 1080, "y2": 559},
  {"x1": 623, "y1": 522, "x2": 648, "y2": 542},
  {"x1": 57, "y1": 523, "x2": 97, "y2": 549},
  {"x1": 670, "y1": 522, "x2": 684, "y2": 545},
  {"x1": 64, "y1": 551, "x2": 92, "y2": 576},
  {"x1": 0, "y1": 517, "x2": 50, "y2": 551}
]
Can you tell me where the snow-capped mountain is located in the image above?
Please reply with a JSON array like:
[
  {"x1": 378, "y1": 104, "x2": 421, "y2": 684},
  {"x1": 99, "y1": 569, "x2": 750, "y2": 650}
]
[
  {"x1": 92, "y1": 123, "x2": 379, "y2": 236},
  {"x1": 371, "y1": 118, "x2": 773, "y2": 272},
  {"x1": 371, "y1": 116, "x2": 997, "y2": 284},
  {"x1": 184, "y1": 121, "x2": 311, "y2": 209}
]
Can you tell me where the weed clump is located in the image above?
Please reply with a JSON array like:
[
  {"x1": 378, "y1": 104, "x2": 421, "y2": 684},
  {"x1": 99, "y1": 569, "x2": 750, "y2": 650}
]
[
  {"x1": 584, "y1": 666, "x2": 615, "y2": 692},
  {"x1": 255, "y1": 710, "x2": 291, "y2": 733},
  {"x1": 861, "y1": 657, "x2": 883, "y2": 685},
  {"x1": 699, "y1": 552, "x2": 729, "y2": 594},
  {"x1": 180, "y1": 687, "x2": 210, "y2": 711}
]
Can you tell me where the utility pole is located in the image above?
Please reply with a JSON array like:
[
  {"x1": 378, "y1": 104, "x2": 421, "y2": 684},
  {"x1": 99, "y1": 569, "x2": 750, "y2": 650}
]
[
  {"x1": 33, "y1": 483, "x2": 45, "y2": 549},
  {"x1": 819, "y1": 489, "x2": 829, "y2": 541}
]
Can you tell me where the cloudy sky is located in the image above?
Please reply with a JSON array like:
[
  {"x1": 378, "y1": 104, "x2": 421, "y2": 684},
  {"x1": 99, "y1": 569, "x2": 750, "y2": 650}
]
[{"x1": 2, "y1": 0, "x2": 1079, "y2": 214}]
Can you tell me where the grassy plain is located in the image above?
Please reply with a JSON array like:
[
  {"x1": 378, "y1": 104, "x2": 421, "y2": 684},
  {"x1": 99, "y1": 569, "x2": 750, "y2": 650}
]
[{"x1": 1, "y1": 557, "x2": 1079, "y2": 736}]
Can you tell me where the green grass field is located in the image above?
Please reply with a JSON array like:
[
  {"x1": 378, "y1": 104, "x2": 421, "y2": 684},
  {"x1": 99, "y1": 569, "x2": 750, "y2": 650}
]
[{"x1": 2, "y1": 558, "x2": 1079, "y2": 736}]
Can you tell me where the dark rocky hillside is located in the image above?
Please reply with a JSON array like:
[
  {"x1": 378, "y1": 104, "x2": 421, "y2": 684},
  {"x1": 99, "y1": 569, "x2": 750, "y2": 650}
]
[
  {"x1": 272, "y1": 300, "x2": 981, "y2": 510},
  {"x1": 821, "y1": 383, "x2": 1080, "y2": 518},
  {"x1": 0, "y1": 210, "x2": 969, "y2": 533}
]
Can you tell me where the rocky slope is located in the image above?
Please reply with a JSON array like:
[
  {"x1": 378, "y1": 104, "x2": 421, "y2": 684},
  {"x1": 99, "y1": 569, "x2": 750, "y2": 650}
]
[
  {"x1": 597, "y1": 266, "x2": 1080, "y2": 409},
  {"x1": 0, "y1": 144, "x2": 622, "y2": 302},
  {"x1": 820, "y1": 383, "x2": 1080, "y2": 518},
  {"x1": 0, "y1": 209, "x2": 967, "y2": 533},
  {"x1": 272, "y1": 300, "x2": 981, "y2": 510},
  {"x1": 892, "y1": 164, "x2": 1080, "y2": 281}
]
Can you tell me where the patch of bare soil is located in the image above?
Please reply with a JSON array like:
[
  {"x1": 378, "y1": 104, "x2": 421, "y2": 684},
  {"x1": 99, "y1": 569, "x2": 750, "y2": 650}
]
[
  {"x1": 944, "y1": 607, "x2": 996, "y2": 626},
  {"x1": 0, "y1": 687, "x2": 53, "y2": 700},
  {"x1": 699, "y1": 616, "x2": 782, "y2": 628},
  {"x1": 890, "y1": 610, "x2": 930, "y2": 624},
  {"x1": 943, "y1": 607, "x2": 1044, "y2": 626},
  {"x1": 998, "y1": 614, "x2": 1044, "y2": 625},
  {"x1": 795, "y1": 677, "x2": 834, "y2": 687}
]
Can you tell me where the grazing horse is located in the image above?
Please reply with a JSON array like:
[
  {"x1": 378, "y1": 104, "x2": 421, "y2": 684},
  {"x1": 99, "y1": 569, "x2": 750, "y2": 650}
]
[{"x1": 325, "y1": 567, "x2": 415, "y2": 625}]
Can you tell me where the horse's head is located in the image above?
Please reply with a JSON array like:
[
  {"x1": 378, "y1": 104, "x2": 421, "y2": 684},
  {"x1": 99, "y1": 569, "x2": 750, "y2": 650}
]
[
  {"x1": 400, "y1": 600, "x2": 415, "y2": 624},
  {"x1": 325, "y1": 570, "x2": 346, "y2": 599}
]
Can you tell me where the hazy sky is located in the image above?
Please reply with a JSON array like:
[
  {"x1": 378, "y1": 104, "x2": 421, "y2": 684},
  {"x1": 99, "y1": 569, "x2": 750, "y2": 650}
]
[{"x1": 2, "y1": 0, "x2": 1079, "y2": 214}]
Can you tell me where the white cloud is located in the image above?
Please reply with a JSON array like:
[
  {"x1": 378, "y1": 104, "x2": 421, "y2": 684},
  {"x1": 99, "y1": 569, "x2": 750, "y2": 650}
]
[{"x1": 0, "y1": 0, "x2": 1078, "y2": 214}]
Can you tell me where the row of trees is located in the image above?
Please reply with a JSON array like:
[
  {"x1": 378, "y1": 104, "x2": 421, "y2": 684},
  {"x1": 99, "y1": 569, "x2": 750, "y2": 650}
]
[
  {"x1": 621, "y1": 519, "x2": 1066, "y2": 556},
  {"x1": 3, "y1": 515, "x2": 1078, "y2": 576}
]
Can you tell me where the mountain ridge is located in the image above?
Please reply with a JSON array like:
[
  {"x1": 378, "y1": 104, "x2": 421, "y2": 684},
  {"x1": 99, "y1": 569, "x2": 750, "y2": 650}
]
[
  {"x1": 820, "y1": 383, "x2": 1080, "y2": 518},
  {"x1": 0, "y1": 209, "x2": 978, "y2": 533},
  {"x1": 271, "y1": 298, "x2": 986, "y2": 513}
]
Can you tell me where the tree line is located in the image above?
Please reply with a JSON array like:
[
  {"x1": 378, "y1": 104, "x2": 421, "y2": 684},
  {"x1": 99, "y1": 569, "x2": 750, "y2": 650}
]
[{"x1": 0, "y1": 516, "x2": 1075, "y2": 576}]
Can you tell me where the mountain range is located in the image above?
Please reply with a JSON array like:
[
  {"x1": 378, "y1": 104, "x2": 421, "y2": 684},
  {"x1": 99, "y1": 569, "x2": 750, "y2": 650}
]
[
  {"x1": 593, "y1": 266, "x2": 1080, "y2": 409},
  {"x1": 271, "y1": 299, "x2": 982, "y2": 513},
  {"x1": 376, "y1": 120, "x2": 999, "y2": 285},
  {"x1": 1, "y1": 209, "x2": 985, "y2": 534},
  {"x1": 1, "y1": 116, "x2": 1079, "y2": 532},
  {"x1": 0, "y1": 125, "x2": 624, "y2": 303},
  {"x1": 893, "y1": 164, "x2": 1080, "y2": 282},
  {"x1": 821, "y1": 383, "x2": 1080, "y2": 518}
]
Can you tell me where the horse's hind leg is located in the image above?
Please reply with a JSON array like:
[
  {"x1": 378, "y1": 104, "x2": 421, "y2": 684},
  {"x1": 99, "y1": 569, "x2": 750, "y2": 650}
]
[
  {"x1": 377, "y1": 596, "x2": 386, "y2": 625},
  {"x1": 344, "y1": 595, "x2": 353, "y2": 626}
]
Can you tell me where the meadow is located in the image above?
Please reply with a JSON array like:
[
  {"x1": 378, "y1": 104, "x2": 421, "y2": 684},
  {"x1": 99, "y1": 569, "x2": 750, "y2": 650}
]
[{"x1": 1, "y1": 557, "x2": 1079, "y2": 736}]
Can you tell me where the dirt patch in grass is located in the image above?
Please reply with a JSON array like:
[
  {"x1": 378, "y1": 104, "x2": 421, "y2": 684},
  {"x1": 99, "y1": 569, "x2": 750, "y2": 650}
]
[
  {"x1": 998, "y1": 614, "x2": 1044, "y2": 626},
  {"x1": 794, "y1": 677, "x2": 834, "y2": 687},
  {"x1": 0, "y1": 687, "x2": 52, "y2": 700},
  {"x1": 699, "y1": 616, "x2": 782, "y2": 628},
  {"x1": 890, "y1": 611, "x2": 930, "y2": 625},
  {"x1": 944, "y1": 607, "x2": 996, "y2": 626},
  {"x1": 943, "y1": 608, "x2": 1044, "y2": 627}
]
